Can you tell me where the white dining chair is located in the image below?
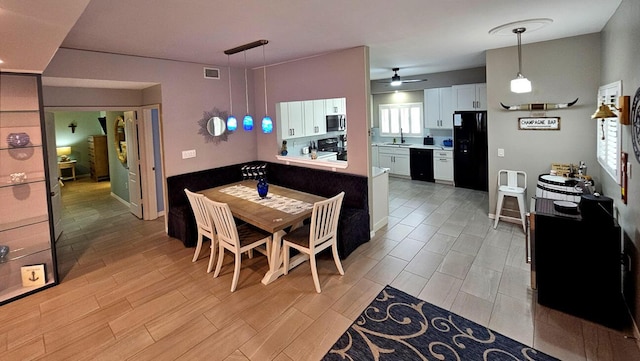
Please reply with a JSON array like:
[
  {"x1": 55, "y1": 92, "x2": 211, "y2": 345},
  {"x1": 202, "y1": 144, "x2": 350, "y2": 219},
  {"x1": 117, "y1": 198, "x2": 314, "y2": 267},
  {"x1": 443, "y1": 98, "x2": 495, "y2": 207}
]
[
  {"x1": 203, "y1": 198, "x2": 272, "y2": 292},
  {"x1": 282, "y1": 191, "x2": 345, "y2": 293},
  {"x1": 493, "y1": 169, "x2": 527, "y2": 232},
  {"x1": 184, "y1": 188, "x2": 217, "y2": 272}
]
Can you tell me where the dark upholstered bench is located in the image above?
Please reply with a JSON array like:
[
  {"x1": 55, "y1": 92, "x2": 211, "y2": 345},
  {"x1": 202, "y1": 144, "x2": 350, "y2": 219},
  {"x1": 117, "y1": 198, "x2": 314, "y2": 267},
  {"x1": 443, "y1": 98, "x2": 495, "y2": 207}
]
[{"x1": 166, "y1": 161, "x2": 370, "y2": 259}]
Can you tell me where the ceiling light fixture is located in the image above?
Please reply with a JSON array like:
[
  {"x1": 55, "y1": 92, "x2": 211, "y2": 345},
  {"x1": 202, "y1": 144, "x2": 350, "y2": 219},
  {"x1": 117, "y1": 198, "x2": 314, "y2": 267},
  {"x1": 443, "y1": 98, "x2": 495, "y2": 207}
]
[
  {"x1": 510, "y1": 27, "x2": 531, "y2": 93},
  {"x1": 489, "y1": 19, "x2": 553, "y2": 94},
  {"x1": 261, "y1": 43, "x2": 273, "y2": 134},
  {"x1": 390, "y1": 69, "x2": 402, "y2": 86},
  {"x1": 224, "y1": 40, "x2": 269, "y2": 132},
  {"x1": 242, "y1": 50, "x2": 253, "y2": 131},
  {"x1": 226, "y1": 54, "x2": 237, "y2": 132}
]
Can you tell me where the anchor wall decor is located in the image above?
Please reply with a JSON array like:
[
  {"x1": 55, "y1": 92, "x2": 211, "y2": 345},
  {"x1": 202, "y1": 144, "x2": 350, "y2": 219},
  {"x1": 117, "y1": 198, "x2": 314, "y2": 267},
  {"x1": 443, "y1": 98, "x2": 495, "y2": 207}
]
[{"x1": 500, "y1": 98, "x2": 578, "y2": 111}]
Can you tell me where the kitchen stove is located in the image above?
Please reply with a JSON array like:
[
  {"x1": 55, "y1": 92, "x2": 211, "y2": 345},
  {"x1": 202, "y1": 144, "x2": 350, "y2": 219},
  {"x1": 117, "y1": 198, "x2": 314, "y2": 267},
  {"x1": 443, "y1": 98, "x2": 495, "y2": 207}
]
[{"x1": 317, "y1": 137, "x2": 347, "y2": 161}]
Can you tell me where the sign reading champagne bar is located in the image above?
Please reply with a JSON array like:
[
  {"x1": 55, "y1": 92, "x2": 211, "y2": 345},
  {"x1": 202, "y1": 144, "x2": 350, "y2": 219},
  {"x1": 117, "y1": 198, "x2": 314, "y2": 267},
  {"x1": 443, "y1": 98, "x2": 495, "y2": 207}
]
[{"x1": 518, "y1": 117, "x2": 560, "y2": 130}]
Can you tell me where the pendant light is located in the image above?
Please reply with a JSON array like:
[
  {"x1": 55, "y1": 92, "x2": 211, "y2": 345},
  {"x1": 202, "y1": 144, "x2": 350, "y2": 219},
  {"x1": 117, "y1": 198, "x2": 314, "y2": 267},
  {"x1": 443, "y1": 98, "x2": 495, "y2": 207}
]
[
  {"x1": 226, "y1": 54, "x2": 238, "y2": 131},
  {"x1": 242, "y1": 50, "x2": 254, "y2": 131},
  {"x1": 510, "y1": 27, "x2": 532, "y2": 93},
  {"x1": 261, "y1": 43, "x2": 273, "y2": 133}
]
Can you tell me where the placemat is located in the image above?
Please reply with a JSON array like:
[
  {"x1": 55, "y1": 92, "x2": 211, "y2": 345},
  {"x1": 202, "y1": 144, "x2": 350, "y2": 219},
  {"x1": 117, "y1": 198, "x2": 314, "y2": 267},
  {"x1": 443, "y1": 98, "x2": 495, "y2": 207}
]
[{"x1": 219, "y1": 185, "x2": 313, "y2": 214}]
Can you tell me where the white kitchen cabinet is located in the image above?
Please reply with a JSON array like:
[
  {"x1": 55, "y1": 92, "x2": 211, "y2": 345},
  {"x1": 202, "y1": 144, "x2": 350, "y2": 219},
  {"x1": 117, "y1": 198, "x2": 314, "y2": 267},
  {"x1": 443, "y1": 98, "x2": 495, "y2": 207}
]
[
  {"x1": 371, "y1": 145, "x2": 379, "y2": 167},
  {"x1": 303, "y1": 99, "x2": 327, "y2": 136},
  {"x1": 277, "y1": 101, "x2": 304, "y2": 139},
  {"x1": 378, "y1": 146, "x2": 410, "y2": 177},
  {"x1": 433, "y1": 149, "x2": 454, "y2": 182},
  {"x1": 451, "y1": 83, "x2": 486, "y2": 111},
  {"x1": 424, "y1": 87, "x2": 453, "y2": 129},
  {"x1": 325, "y1": 97, "x2": 346, "y2": 115}
]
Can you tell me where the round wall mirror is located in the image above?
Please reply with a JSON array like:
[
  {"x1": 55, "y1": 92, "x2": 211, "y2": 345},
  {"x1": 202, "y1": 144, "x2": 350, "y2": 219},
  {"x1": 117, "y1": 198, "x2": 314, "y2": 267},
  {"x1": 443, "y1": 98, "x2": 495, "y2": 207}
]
[
  {"x1": 198, "y1": 108, "x2": 230, "y2": 143},
  {"x1": 207, "y1": 116, "x2": 226, "y2": 136},
  {"x1": 114, "y1": 116, "x2": 127, "y2": 165}
]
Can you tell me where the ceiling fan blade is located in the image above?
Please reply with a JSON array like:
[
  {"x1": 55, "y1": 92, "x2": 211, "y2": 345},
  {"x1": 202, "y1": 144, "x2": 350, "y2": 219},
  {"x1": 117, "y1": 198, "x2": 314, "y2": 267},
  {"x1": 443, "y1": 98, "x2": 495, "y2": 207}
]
[{"x1": 400, "y1": 79, "x2": 428, "y2": 83}]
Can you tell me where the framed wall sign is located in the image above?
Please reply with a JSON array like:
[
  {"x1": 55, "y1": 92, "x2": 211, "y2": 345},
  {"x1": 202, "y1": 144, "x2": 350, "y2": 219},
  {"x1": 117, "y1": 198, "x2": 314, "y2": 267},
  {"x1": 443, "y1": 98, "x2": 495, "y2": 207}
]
[{"x1": 518, "y1": 117, "x2": 560, "y2": 130}]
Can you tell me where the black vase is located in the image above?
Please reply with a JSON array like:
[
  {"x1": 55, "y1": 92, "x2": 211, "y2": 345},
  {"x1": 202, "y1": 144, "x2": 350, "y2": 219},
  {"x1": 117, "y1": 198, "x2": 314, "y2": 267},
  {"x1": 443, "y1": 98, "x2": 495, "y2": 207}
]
[{"x1": 257, "y1": 177, "x2": 269, "y2": 198}]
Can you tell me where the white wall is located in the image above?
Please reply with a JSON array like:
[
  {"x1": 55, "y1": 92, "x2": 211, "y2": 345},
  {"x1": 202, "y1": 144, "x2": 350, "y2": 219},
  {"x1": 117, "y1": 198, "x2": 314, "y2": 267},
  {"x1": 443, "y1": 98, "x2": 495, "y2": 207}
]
[
  {"x1": 600, "y1": 0, "x2": 640, "y2": 328},
  {"x1": 486, "y1": 33, "x2": 602, "y2": 214}
]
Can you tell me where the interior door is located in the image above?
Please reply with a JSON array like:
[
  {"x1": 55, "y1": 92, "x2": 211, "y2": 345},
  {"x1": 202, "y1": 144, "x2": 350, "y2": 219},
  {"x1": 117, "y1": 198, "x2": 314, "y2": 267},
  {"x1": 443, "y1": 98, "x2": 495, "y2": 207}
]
[
  {"x1": 124, "y1": 110, "x2": 143, "y2": 219},
  {"x1": 44, "y1": 112, "x2": 62, "y2": 240},
  {"x1": 140, "y1": 105, "x2": 164, "y2": 220}
]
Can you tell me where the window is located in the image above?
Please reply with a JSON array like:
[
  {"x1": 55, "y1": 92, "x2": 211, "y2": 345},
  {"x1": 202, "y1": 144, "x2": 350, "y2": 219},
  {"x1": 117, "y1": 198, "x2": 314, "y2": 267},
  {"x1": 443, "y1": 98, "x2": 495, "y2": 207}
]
[
  {"x1": 596, "y1": 81, "x2": 622, "y2": 182},
  {"x1": 379, "y1": 103, "x2": 423, "y2": 137}
]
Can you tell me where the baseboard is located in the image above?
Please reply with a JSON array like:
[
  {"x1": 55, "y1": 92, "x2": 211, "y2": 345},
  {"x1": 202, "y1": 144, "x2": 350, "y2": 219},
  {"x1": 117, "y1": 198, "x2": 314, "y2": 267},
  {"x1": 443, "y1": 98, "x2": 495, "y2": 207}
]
[
  {"x1": 110, "y1": 192, "x2": 129, "y2": 206},
  {"x1": 372, "y1": 216, "x2": 388, "y2": 233}
]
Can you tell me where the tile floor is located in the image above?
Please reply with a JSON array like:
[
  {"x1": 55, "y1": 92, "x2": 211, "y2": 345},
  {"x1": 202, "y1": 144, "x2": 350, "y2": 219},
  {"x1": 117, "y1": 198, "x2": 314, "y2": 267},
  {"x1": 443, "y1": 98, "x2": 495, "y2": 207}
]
[{"x1": 0, "y1": 176, "x2": 638, "y2": 360}]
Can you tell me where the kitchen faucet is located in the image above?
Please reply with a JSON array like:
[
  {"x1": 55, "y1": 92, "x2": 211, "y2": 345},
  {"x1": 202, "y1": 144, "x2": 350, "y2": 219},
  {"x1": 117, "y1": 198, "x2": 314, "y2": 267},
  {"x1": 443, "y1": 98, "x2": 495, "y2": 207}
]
[{"x1": 400, "y1": 128, "x2": 405, "y2": 143}]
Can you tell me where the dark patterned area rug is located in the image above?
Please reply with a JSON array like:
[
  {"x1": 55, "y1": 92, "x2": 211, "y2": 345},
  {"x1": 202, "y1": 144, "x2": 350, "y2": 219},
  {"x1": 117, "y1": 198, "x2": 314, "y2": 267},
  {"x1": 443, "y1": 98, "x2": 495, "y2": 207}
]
[{"x1": 323, "y1": 285, "x2": 559, "y2": 361}]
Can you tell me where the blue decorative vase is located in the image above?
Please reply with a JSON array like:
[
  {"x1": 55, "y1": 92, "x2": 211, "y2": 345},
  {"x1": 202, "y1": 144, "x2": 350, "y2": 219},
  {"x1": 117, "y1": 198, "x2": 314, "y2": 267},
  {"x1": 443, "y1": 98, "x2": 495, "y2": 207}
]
[{"x1": 257, "y1": 177, "x2": 269, "y2": 198}]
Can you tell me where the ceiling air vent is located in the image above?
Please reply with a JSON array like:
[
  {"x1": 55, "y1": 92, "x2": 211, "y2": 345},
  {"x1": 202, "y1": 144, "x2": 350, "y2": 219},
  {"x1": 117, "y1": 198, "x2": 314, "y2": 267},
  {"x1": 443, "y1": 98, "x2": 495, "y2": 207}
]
[{"x1": 203, "y1": 67, "x2": 220, "y2": 79}]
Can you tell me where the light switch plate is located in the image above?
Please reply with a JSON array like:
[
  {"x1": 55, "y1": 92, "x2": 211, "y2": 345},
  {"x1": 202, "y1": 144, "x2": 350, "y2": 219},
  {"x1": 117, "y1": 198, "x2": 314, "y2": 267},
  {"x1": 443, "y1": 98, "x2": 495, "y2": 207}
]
[
  {"x1": 497, "y1": 148, "x2": 505, "y2": 157},
  {"x1": 182, "y1": 149, "x2": 196, "y2": 159}
]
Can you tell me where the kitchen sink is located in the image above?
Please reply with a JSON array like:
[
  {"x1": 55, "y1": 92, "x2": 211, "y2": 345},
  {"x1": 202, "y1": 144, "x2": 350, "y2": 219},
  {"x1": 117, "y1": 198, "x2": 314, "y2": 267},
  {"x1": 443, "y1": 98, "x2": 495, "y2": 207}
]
[{"x1": 383, "y1": 142, "x2": 412, "y2": 146}]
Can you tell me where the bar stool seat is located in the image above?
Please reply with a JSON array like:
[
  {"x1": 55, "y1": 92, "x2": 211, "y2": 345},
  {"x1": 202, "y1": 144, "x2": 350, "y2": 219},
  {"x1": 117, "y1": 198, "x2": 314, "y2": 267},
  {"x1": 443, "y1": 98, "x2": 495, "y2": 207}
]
[{"x1": 494, "y1": 169, "x2": 527, "y2": 232}]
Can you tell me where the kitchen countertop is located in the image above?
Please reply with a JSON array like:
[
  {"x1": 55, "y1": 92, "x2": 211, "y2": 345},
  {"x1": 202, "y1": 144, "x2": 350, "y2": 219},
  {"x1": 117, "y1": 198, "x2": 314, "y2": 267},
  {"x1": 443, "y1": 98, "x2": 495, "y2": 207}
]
[{"x1": 372, "y1": 142, "x2": 453, "y2": 151}]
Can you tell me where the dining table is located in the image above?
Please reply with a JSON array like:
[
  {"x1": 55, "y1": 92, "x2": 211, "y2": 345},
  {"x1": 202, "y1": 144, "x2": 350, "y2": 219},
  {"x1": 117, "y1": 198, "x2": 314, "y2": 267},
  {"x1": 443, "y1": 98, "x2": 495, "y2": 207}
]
[{"x1": 200, "y1": 180, "x2": 326, "y2": 285}]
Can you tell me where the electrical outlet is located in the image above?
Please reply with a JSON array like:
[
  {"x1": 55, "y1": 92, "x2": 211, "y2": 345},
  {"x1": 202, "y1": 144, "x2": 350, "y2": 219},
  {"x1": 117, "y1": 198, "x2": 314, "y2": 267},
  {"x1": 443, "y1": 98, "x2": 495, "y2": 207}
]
[
  {"x1": 182, "y1": 149, "x2": 196, "y2": 159},
  {"x1": 497, "y1": 148, "x2": 505, "y2": 157}
]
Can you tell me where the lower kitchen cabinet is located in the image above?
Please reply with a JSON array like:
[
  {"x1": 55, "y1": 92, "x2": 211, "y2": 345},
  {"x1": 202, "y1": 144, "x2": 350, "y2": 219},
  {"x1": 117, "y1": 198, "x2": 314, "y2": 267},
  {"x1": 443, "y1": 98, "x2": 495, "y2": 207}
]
[
  {"x1": 378, "y1": 146, "x2": 410, "y2": 177},
  {"x1": 433, "y1": 149, "x2": 453, "y2": 182},
  {"x1": 371, "y1": 145, "x2": 379, "y2": 168}
]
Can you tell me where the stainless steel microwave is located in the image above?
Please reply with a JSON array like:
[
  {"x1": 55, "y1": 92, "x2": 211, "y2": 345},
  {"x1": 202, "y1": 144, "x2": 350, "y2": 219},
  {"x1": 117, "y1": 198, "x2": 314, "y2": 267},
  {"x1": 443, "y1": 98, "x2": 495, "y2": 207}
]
[{"x1": 326, "y1": 115, "x2": 346, "y2": 131}]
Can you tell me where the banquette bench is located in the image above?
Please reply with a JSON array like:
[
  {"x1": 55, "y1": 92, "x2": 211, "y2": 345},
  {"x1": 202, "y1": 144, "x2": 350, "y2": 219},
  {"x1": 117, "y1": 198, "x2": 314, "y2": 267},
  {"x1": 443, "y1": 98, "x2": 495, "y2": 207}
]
[{"x1": 166, "y1": 161, "x2": 370, "y2": 259}]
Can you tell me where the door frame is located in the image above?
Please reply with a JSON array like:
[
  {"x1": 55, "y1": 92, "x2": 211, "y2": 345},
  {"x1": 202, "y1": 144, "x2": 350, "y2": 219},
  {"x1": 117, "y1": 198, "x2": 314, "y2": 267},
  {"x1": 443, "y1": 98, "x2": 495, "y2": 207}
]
[{"x1": 43, "y1": 106, "x2": 165, "y2": 220}]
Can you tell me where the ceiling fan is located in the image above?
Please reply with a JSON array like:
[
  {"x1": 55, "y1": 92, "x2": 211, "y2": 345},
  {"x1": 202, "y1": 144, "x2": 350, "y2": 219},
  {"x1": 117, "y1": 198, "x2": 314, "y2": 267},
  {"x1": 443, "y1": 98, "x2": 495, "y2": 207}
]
[{"x1": 378, "y1": 68, "x2": 428, "y2": 86}]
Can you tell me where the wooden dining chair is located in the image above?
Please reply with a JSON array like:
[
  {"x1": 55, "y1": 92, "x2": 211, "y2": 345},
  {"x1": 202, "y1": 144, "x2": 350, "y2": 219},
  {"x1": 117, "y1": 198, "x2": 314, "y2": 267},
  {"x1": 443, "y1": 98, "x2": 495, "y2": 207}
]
[
  {"x1": 184, "y1": 188, "x2": 217, "y2": 272},
  {"x1": 283, "y1": 191, "x2": 345, "y2": 293},
  {"x1": 203, "y1": 198, "x2": 272, "y2": 292}
]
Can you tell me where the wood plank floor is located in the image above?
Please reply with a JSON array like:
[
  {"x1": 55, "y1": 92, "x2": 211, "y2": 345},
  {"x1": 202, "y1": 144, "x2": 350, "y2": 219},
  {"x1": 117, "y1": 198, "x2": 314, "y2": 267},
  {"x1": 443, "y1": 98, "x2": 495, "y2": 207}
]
[{"x1": 1, "y1": 176, "x2": 638, "y2": 360}]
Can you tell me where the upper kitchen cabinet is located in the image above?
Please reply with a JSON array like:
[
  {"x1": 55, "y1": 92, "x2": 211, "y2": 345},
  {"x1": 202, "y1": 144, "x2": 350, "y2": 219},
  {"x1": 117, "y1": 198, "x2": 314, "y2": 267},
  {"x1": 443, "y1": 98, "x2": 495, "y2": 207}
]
[
  {"x1": 325, "y1": 98, "x2": 346, "y2": 115},
  {"x1": 424, "y1": 87, "x2": 453, "y2": 129},
  {"x1": 0, "y1": 72, "x2": 58, "y2": 305},
  {"x1": 278, "y1": 97, "x2": 346, "y2": 140},
  {"x1": 277, "y1": 101, "x2": 304, "y2": 139},
  {"x1": 303, "y1": 99, "x2": 327, "y2": 137},
  {"x1": 452, "y1": 83, "x2": 487, "y2": 111}
]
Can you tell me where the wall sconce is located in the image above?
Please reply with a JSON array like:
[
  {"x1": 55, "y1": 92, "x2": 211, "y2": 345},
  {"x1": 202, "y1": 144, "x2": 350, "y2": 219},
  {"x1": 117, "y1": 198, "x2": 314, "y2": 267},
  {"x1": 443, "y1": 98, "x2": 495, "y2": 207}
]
[
  {"x1": 56, "y1": 146, "x2": 71, "y2": 161},
  {"x1": 591, "y1": 96, "x2": 630, "y2": 139},
  {"x1": 68, "y1": 121, "x2": 77, "y2": 133}
]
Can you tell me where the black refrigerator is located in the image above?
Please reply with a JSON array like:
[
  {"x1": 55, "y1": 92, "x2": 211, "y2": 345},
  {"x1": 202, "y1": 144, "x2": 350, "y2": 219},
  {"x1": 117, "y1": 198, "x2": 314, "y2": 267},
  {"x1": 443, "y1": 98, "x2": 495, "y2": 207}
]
[{"x1": 453, "y1": 111, "x2": 488, "y2": 191}]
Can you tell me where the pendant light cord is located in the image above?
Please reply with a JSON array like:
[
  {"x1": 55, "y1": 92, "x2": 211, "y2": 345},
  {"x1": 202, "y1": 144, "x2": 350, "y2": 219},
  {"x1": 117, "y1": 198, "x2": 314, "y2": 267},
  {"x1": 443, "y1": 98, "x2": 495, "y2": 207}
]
[
  {"x1": 227, "y1": 55, "x2": 233, "y2": 115},
  {"x1": 244, "y1": 51, "x2": 249, "y2": 114},
  {"x1": 514, "y1": 27, "x2": 525, "y2": 75},
  {"x1": 263, "y1": 45, "x2": 268, "y2": 115}
]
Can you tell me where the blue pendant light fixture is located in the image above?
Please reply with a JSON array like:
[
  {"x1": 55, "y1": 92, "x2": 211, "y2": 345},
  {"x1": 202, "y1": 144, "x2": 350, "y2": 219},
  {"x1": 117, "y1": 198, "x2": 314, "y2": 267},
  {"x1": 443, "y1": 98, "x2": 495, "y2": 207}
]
[
  {"x1": 224, "y1": 40, "x2": 269, "y2": 132},
  {"x1": 242, "y1": 51, "x2": 254, "y2": 131},
  {"x1": 261, "y1": 43, "x2": 273, "y2": 133},
  {"x1": 226, "y1": 54, "x2": 237, "y2": 131}
]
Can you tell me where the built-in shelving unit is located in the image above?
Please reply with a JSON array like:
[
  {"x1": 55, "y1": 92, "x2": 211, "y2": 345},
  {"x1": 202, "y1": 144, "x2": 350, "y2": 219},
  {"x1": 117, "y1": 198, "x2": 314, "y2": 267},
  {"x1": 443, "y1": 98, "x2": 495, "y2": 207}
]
[{"x1": 0, "y1": 72, "x2": 58, "y2": 305}]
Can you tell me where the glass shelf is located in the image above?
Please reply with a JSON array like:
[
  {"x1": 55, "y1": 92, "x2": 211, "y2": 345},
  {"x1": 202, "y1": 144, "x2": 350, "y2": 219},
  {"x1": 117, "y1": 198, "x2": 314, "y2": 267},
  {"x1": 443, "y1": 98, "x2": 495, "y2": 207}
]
[{"x1": 0, "y1": 72, "x2": 57, "y2": 305}]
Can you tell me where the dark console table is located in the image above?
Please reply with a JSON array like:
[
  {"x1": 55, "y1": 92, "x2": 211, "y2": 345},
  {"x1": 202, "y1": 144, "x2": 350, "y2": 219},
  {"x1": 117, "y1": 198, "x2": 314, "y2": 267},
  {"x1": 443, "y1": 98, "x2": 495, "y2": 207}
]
[{"x1": 532, "y1": 197, "x2": 627, "y2": 329}]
